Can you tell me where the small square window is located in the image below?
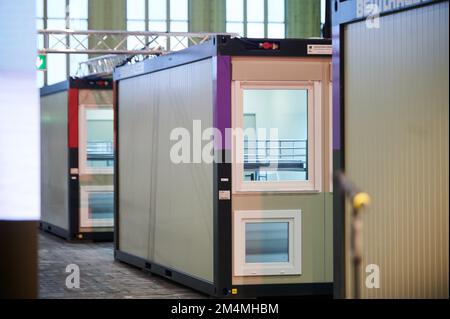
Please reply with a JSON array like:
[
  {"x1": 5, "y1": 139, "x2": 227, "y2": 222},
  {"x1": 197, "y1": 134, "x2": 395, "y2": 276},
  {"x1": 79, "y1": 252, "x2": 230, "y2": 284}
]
[
  {"x1": 233, "y1": 210, "x2": 301, "y2": 276},
  {"x1": 80, "y1": 186, "x2": 114, "y2": 228}
]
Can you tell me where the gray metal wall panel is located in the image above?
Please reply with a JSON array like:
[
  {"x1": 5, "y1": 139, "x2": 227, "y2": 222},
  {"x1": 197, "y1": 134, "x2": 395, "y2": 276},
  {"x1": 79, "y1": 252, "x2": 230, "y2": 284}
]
[
  {"x1": 152, "y1": 59, "x2": 214, "y2": 282},
  {"x1": 118, "y1": 59, "x2": 214, "y2": 281},
  {"x1": 344, "y1": 2, "x2": 449, "y2": 298},
  {"x1": 118, "y1": 78, "x2": 154, "y2": 259},
  {"x1": 40, "y1": 91, "x2": 69, "y2": 229}
]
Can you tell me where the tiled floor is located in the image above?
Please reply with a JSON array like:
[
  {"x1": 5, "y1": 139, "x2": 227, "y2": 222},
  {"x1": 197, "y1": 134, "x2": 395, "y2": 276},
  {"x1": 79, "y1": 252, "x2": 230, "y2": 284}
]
[{"x1": 38, "y1": 231, "x2": 205, "y2": 299}]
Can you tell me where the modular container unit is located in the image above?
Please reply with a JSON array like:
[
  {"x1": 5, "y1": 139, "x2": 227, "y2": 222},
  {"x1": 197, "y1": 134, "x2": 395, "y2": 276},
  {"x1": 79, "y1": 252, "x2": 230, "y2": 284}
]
[
  {"x1": 40, "y1": 78, "x2": 114, "y2": 241},
  {"x1": 114, "y1": 36, "x2": 333, "y2": 297},
  {"x1": 333, "y1": 0, "x2": 449, "y2": 298}
]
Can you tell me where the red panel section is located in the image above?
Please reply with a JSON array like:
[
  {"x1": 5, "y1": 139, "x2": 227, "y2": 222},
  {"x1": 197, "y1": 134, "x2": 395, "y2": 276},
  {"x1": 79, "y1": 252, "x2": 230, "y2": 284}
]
[{"x1": 68, "y1": 88, "x2": 79, "y2": 148}]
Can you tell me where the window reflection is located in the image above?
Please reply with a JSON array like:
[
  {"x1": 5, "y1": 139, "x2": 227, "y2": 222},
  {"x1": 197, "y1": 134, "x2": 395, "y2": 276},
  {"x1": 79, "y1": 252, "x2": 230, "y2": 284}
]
[
  {"x1": 245, "y1": 222, "x2": 289, "y2": 263},
  {"x1": 86, "y1": 109, "x2": 114, "y2": 169},
  {"x1": 88, "y1": 192, "x2": 114, "y2": 221},
  {"x1": 243, "y1": 89, "x2": 308, "y2": 182}
]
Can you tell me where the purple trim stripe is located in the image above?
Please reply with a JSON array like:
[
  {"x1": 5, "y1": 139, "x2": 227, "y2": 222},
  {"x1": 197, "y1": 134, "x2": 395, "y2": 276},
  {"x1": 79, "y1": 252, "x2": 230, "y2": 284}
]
[
  {"x1": 332, "y1": 25, "x2": 341, "y2": 150},
  {"x1": 215, "y1": 55, "x2": 232, "y2": 150}
]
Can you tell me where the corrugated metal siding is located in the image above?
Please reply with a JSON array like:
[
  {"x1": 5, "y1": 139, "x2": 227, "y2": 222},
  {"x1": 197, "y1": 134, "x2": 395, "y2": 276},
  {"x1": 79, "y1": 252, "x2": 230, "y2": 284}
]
[
  {"x1": 118, "y1": 76, "x2": 156, "y2": 259},
  {"x1": 40, "y1": 91, "x2": 69, "y2": 229},
  {"x1": 118, "y1": 59, "x2": 214, "y2": 281},
  {"x1": 344, "y1": 2, "x2": 449, "y2": 298}
]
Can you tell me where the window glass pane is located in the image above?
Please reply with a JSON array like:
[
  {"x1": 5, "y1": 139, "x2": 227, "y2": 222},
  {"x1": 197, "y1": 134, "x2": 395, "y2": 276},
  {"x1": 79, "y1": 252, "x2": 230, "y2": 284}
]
[
  {"x1": 148, "y1": 21, "x2": 168, "y2": 49},
  {"x1": 226, "y1": 0, "x2": 243, "y2": 22},
  {"x1": 246, "y1": 0, "x2": 264, "y2": 22},
  {"x1": 36, "y1": 0, "x2": 44, "y2": 18},
  {"x1": 36, "y1": 71, "x2": 44, "y2": 88},
  {"x1": 86, "y1": 109, "x2": 114, "y2": 169},
  {"x1": 170, "y1": 21, "x2": 188, "y2": 32},
  {"x1": 47, "y1": 19, "x2": 67, "y2": 49},
  {"x1": 47, "y1": 53, "x2": 66, "y2": 84},
  {"x1": 70, "y1": 54, "x2": 88, "y2": 76},
  {"x1": 69, "y1": 20, "x2": 88, "y2": 54},
  {"x1": 127, "y1": 35, "x2": 147, "y2": 50},
  {"x1": 226, "y1": 22, "x2": 244, "y2": 36},
  {"x1": 69, "y1": 19, "x2": 87, "y2": 30},
  {"x1": 321, "y1": 0, "x2": 326, "y2": 26},
  {"x1": 36, "y1": 19, "x2": 44, "y2": 48},
  {"x1": 148, "y1": 20, "x2": 167, "y2": 31},
  {"x1": 127, "y1": 0, "x2": 146, "y2": 20},
  {"x1": 268, "y1": 23, "x2": 285, "y2": 38},
  {"x1": 36, "y1": 18, "x2": 44, "y2": 30},
  {"x1": 127, "y1": 20, "x2": 146, "y2": 50},
  {"x1": 88, "y1": 192, "x2": 114, "y2": 221},
  {"x1": 245, "y1": 222, "x2": 289, "y2": 263},
  {"x1": 170, "y1": 0, "x2": 188, "y2": 21},
  {"x1": 268, "y1": 0, "x2": 284, "y2": 22},
  {"x1": 47, "y1": 0, "x2": 67, "y2": 18},
  {"x1": 69, "y1": 0, "x2": 88, "y2": 19},
  {"x1": 47, "y1": 17, "x2": 66, "y2": 32},
  {"x1": 246, "y1": 22, "x2": 264, "y2": 38},
  {"x1": 149, "y1": 0, "x2": 167, "y2": 20},
  {"x1": 127, "y1": 19, "x2": 146, "y2": 31},
  {"x1": 243, "y1": 89, "x2": 308, "y2": 181},
  {"x1": 170, "y1": 21, "x2": 188, "y2": 50}
]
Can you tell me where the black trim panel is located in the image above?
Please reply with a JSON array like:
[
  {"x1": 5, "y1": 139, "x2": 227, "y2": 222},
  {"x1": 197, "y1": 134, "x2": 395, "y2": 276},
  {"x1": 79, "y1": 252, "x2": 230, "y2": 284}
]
[
  {"x1": 40, "y1": 78, "x2": 113, "y2": 96},
  {"x1": 333, "y1": 150, "x2": 346, "y2": 298},
  {"x1": 214, "y1": 158, "x2": 233, "y2": 297},
  {"x1": 113, "y1": 80, "x2": 120, "y2": 253},
  {"x1": 68, "y1": 77, "x2": 113, "y2": 90},
  {"x1": 115, "y1": 250, "x2": 215, "y2": 296},
  {"x1": 77, "y1": 231, "x2": 114, "y2": 242},
  {"x1": 39, "y1": 221, "x2": 70, "y2": 240},
  {"x1": 233, "y1": 283, "x2": 333, "y2": 298},
  {"x1": 68, "y1": 147, "x2": 79, "y2": 238},
  {"x1": 217, "y1": 36, "x2": 331, "y2": 57},
  {"x1": 39, "y1": 221, "x2": 113, "y2": 242}
]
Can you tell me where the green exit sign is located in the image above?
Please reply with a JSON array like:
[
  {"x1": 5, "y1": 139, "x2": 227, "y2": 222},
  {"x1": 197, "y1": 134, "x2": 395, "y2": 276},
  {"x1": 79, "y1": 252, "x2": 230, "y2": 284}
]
[{"x1": 36, "y1": 54, "x2": 47, "y2": 71}]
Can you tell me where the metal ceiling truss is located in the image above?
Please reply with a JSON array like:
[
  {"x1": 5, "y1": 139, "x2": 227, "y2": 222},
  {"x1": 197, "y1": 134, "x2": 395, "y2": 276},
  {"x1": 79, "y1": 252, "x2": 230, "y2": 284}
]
[{"x1": 38, "y1": 29, "x2": 236, "y2": 55}]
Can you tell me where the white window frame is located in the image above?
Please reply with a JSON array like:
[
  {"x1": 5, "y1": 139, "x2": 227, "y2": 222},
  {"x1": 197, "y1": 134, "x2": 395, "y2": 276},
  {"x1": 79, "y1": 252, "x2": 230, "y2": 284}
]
[
  {"x1": 79, "y1": 185, "x2": 114, "y2": 228},
  {"x1": 78, "y1": 103, "x2": 114, "y2": 175},
  {"x1": 231, "y1": 80, "x2": 322, "y2": 193},
  {"x1": 233, "y1": 209, "x2": 301, "y2": 276}
]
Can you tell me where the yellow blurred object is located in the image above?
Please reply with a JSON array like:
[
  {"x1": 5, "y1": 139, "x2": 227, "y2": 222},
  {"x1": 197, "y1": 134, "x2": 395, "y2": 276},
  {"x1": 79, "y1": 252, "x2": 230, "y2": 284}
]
[{"x1": 352, "y1": 192, "x2": 370, "y2": 210}]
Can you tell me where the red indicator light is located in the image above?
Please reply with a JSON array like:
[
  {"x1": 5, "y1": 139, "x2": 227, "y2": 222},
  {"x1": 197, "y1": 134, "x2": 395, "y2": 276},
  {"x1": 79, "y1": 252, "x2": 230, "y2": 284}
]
[{"x1": 259, "y1": 42, "x2": 279, "y2": 50}]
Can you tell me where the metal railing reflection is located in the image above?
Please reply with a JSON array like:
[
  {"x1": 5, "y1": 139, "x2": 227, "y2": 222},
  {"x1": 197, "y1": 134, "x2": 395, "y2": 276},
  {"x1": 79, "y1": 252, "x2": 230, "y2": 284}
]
[{"x1": 244, "y1": 139, "x2": 307, "y2": 181}]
